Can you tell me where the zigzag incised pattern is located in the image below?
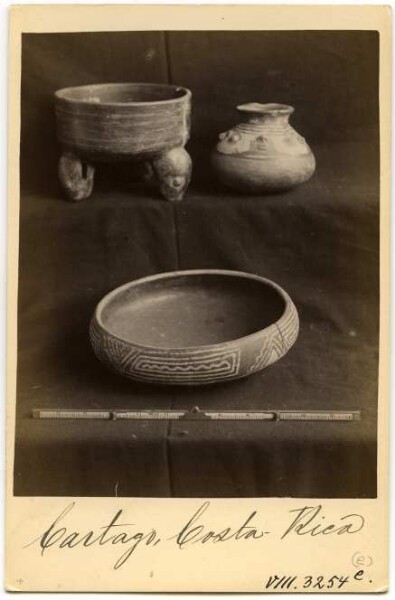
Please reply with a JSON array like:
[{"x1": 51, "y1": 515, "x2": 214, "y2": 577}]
[
  {"x1": 90, "y1": 297, "x2": 298, "y2": 383},
  {"x1": 90, "y1": 317, "x2": 241, "y2": 383}
]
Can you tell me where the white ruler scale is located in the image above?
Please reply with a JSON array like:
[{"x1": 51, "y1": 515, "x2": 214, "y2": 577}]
[{"x1": 32, "y1": 406, "x2": 361, "y2": 422}]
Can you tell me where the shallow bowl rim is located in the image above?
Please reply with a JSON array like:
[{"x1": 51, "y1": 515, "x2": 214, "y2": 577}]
[
  {"x1": 92, "y1": 269, "x2": 297, "y2": 353},
  {"x1": 55, "y1": 82, "x2": 191, "y2": 107}
]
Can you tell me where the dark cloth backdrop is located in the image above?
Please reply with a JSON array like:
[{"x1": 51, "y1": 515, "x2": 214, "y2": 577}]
[{"x1": 15, "y1": 31, "x2": 379, "y2": 497}]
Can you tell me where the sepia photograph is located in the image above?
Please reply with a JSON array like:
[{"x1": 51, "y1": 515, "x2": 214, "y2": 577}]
[
  {"x1": 5, "y1": 4, "x2": 391, "y2": 593},
  {"x1": 14, "y1": 25, "x2": 380, "y2": 498},
  {"x1": 14, "y1": 28, "x2": 380, "y2": 501}
]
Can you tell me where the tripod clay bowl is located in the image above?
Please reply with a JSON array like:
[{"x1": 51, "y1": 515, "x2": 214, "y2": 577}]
[
  {"x1": 55, "y1": 83, "x2": 192, "y2": 202},
  {"x1": 90, "y1": 270, "x2": 299, "y2": 385},
  {"x1": 212, "y1": 103, "x2": 315, "y2": 193}
]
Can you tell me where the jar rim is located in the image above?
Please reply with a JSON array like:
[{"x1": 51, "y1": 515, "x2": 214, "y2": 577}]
[{"x1": 237, "y1": 102, "x2": 294, "y2": 115}]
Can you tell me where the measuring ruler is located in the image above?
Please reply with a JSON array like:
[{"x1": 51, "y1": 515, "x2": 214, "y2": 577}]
[{"x1": 32, "y1": 406, "x2": 361, "y2": 422}]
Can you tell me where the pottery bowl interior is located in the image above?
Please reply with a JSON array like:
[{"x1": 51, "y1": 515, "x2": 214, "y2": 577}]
[
  {"x1": 97, "y1": 271, "x2": 286, "y2": 349},
  {"x1": 55, "y1": 83, "x2": 190, "y2": 106}
]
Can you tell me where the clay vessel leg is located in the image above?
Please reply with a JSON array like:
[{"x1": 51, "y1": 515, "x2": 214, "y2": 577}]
[
  {"x1": 58, "y1": 151, "x2": 95, "y2": 201},
  {"x1": 141, "y1": 161, "x2": 156, "y2": 187},
  {"x1": 151, "y1": 147, "x2": 192, "y2": 202}
]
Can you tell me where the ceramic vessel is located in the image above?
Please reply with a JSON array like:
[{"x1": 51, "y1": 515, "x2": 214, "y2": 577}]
[
  {"x1": 55, "y1": 83, "x2": 192, "y2": 202},
  {"x1": 90, "y1": 269, "x2": 299, "y2": 386},
  {"x1": 212, "y1": 103, "x2": 315, "y2": 193}
]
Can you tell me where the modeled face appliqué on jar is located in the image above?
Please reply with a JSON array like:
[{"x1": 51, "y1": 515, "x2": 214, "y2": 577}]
[{"x1": 212, "y1": 102, "x2": 316, "y2": 193}]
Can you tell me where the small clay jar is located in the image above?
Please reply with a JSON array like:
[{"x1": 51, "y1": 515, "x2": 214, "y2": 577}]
[{"x1": 211, "y1": 102, "x2": 315, "y2": 193}]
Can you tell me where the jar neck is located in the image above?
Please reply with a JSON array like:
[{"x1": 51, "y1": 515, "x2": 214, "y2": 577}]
[{"x1": 236, "y1": 102, "x2": 294, "y2": 131}]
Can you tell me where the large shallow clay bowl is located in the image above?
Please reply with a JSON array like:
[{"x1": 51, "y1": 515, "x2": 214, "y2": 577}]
[
  {"x1": 90, "y1": 270, "x2": 299, "y2": 385},
  {"x1": 55, "y1": 83, "x2": 192, "y2": 202}
]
